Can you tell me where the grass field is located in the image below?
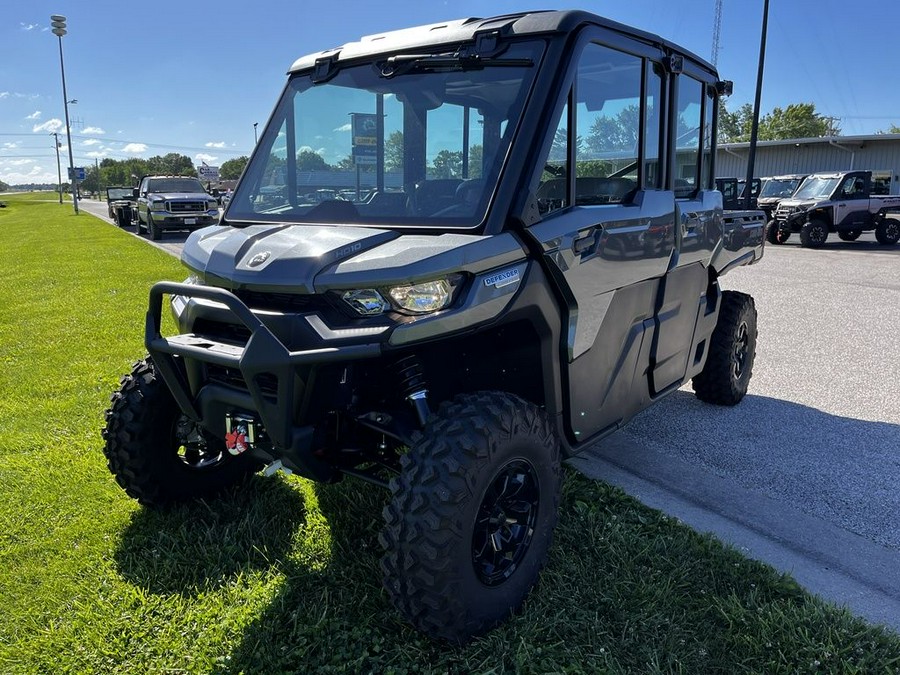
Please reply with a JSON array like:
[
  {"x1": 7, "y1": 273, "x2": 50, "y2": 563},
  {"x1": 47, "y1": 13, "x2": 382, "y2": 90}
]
[{"x1": 1, "y1": 192, "x2": 899, "y2": 673}]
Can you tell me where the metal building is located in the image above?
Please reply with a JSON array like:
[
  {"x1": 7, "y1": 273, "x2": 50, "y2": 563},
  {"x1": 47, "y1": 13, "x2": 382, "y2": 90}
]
[{"x1": 716, "y1": 134, "x2": 900, "y2": 193}]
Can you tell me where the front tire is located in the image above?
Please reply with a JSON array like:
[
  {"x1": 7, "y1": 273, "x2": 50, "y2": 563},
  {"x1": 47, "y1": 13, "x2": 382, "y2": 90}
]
[
  {"x1": 103, "y1": 357, "x2": 258, "y2": 508},
  {"x1": 799, "y1": 219, "x2": 829, "y2": 248},
  {"x1": 765, "y1": 220, "x2": 789, "y2": 245},
  {"x1": 876, "y1": 218, "x2": 900, "y2": 246},
  {"x1": 692, "y1": 291, "x2": 757, "y2": 406},
  {"x1": 147, "y1": 213, "x2": 162, "y2": 240},
  {"x1": 380, "y1": 392, "x2": 561, "y2": 643}
]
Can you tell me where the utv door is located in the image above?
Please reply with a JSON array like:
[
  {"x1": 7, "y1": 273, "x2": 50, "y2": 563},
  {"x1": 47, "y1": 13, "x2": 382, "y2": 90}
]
[{"x1": 520, "y1": 36, "x2": 718, "y2": 445}]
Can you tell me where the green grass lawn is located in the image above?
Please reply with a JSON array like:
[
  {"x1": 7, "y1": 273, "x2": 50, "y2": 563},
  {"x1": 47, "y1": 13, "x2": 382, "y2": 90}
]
[{"x1": 1, "y1": 192, "x2": 899, "y2": 674}]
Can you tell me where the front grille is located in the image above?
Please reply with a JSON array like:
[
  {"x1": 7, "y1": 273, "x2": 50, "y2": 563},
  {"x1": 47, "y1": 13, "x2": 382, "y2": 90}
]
[
  {"x1": 234, "y1": 289, "x2": 324, "y2": 312},
  {"x1": 207, "y1": 364, "x2": 279, "y2": 396},
  {"x1": 169, "y1": 201, "x2": 206, "y2": 213},
  {"x1": 193, "y1": 318, "x2": 251, "y2": 344}
]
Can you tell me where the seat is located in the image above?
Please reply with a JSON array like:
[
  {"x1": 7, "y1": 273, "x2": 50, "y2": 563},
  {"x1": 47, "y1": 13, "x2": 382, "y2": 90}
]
[{"x1": 412, "y1": 179, "x2": 463, "y2": 216}]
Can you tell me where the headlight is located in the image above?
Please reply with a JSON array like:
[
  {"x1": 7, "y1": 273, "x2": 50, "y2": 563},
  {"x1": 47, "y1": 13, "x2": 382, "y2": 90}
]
[
  {"x1": 341, "y1": 289, "x2": 388, "y2": 316},
  {"x1": 389, "y1": 279, "x2": 453, "y2": 314},
  {"x1": 207, "y1": 200, "x2": 219, "y2": 211},
  {"x1": 150, "y1": 200, "x2": 167, "y2": 212}
]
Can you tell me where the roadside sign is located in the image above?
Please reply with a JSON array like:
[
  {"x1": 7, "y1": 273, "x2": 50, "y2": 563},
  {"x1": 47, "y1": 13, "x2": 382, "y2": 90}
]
[
  {"x1": 68, "y1": 166, "x2": 85, "y2": 180},
  {"x1": 351, "y1": 113, "x2": 377, "y2": 165},
  {"x1": 198, "y1": 165, "x2": 220, "y2": 181}
]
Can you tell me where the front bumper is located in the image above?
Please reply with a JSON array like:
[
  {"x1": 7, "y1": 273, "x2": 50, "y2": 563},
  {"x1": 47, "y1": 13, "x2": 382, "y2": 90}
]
[
  {"x1": 149, "y1": 211, "x2": 219, "y2": 229},
  {"x1": 145, "y1": 281, "x2": 383, "y2": 480}
]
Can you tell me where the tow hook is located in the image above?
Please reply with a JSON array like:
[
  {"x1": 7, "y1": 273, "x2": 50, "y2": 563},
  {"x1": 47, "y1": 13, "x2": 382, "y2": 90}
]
[{"x1": 225, "y1": 413, "x2": 261, "y2": 456}]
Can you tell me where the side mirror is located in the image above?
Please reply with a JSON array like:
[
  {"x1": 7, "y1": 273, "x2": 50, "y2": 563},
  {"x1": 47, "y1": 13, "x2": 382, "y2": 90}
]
[{"x1": 132, "y1": 188, "x2": 139, "y2": 199}]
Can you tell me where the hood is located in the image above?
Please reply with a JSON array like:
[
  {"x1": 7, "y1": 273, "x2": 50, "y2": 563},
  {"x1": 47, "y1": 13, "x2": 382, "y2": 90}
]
[
  {"x1": 181, "y1": 223, "x2": 526, "y2": 294},
  {"x1": 182, "y1": 223, "x2": 400, "y2": 294},
  {"x1": 154, "y1": 191, "x2": 210, "y2": 200}
]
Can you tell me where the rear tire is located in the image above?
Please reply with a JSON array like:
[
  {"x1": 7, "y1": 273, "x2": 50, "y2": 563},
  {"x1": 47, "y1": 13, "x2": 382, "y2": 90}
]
[
  {"x1": 692, "y1": 291, "x2": 757, "y2": 406},
  {"x1": 799, "y1": 219, "x2": 828, "y2": 248},
  {"x1": 838, "y1": 229, "x2": 862, "y2": 242},
  {"x1": 875, "y1": 218, "x2": 900, "y2": 246},
  {"x1": 102, "y1": 357, "x2": 258, "y2": 508},
  {"x1": 380, "y1": 391, "x2": 561, "y2": 643}
]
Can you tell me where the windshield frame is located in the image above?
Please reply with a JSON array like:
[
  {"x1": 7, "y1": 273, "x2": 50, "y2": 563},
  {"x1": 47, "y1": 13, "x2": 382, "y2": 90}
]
[
  {"x1": 224, "y1": 39, "x2": 546, "y2": 233},
  {"x1": 759, "y1": 178, "x2": 801, "y2": 198}
]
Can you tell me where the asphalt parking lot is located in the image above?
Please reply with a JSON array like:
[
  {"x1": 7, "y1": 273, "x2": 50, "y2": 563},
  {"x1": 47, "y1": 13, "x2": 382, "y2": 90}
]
[
  {"x1": 80, "y1": 199, "x2": 900, "y2": 627},
  {"x1": 574, "y1": 232, "x2": 900, "y2": 629}
]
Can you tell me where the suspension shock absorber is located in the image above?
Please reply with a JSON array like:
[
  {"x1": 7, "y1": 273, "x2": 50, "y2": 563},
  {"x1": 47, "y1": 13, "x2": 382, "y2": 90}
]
[{"x1": 394, "y1": 354, "x2": 430, "y2": 427}]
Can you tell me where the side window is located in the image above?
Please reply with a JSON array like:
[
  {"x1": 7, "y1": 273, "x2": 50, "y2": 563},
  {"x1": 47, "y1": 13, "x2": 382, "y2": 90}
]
[
  {"x1": 700, "y1": 84, "x2": 716, "y2": 190},
  {"x1": 536, "y1": 101, "x2": 569, "y2": 216},
  {"x1": 675, "y1": 77, "x2": 703, "y2": 198},
  {"x1": 644, "y1": 62, "x2": 664, "y2": 189},
  {"x1": 575, "y1": 43, "x2": 642, "y2": 205}
]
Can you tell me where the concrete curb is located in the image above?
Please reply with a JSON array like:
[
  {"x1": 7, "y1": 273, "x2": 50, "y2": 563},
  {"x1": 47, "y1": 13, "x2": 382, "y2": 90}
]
[{"x1": 570, "y1": 432, "x2": 900, "y2": 633}]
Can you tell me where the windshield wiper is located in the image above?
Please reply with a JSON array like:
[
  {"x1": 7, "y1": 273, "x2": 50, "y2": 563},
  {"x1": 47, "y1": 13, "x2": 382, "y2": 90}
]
[{"x1": 379, "y1": 52, "x2": 532, "y2": 78}]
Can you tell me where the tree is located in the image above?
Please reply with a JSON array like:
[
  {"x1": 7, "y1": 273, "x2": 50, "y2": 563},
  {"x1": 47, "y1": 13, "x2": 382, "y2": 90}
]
[
  {"x1": 718, "y1": 102, "x2": 754, "y2": 143},
  {"x1": 0, "y1": 178, "x2": 9, "y2": 192},
  {"x1": 466, "y1": 144, "x2": 483, "y2": 179},
  {"x1": 220, "y1": 156, "x2": 248, "y2": 180},
  {"x1": 296, "y1": 150, "x2": 330, "y2": 172},
  {"x1": 385, "y1": 131, "x2": 404, "y2": 172},
  {"x1": 720, "y1": 101, "x2": 837, "y2": 142},
  {"x1": 430, "y1": 150, "x2": 463, "y2": 179},
  {"x1": 586, "y1": 105, "x2": 640, "y2": 154},
  {"x1": 877, "y1": 124, "x2": 900, "y2": 135},
  {"x1": 759, "y1": 103, "x2": 837, "y2": 140}
]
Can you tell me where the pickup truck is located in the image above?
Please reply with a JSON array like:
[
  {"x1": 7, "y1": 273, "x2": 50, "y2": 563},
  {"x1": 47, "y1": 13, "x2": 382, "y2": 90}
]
[
  {"x1": 135, "y1": 175, "x2": 220, "y2": 240},
  {"x1": 770, "y1": 170, "x2": 900, "y2": 247}
]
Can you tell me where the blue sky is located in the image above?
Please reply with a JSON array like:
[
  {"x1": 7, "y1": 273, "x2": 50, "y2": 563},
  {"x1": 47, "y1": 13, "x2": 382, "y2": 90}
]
[{"x1": 2, "y1": 0, "x2": 899, "y2": 186}]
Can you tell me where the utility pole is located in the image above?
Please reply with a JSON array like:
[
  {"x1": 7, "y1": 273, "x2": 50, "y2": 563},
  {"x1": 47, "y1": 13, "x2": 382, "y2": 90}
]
[
  {"x1": 51, "y1": 15, "x2": 78, "y2": 215},
  {"x1": 711, "y1": 0, "x2": 723, "y2": 66},
  {"x1": 745, "y1": 0, "x2": 769, "y2": 210},
  {"x1": 50, "y1": 132, "x2": 63, "y2": 204}
]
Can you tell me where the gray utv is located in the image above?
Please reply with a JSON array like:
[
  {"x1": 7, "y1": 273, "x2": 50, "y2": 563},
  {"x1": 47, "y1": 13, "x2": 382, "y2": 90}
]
[{"x1": 103, "y1": 10, "x2": 764, "y2": 642}]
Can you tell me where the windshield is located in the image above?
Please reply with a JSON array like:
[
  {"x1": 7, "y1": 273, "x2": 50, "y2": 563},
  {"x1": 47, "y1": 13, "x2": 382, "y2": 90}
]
[
  {"x1": 792, "y1": 176, "x2": 840, "y2": 201},
  {"x1": 107, "y1": 188, "x2": 132, "y2": 200},
  {"x1": 227, "y1": 41, "x2": 544, "y2": 229},
  {"x1": 148, "y1": 178, "x2": 206, "y2": 193},
  {"x1": 760, "y1": 178, "x2": 802, "y2": 198}
]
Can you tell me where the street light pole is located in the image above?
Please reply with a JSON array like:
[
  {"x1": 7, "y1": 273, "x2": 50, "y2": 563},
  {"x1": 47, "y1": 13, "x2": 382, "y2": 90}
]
[
  {"x1": 51, "y1": 14, "x2": 78, "y2": 215},
  {"x1": 253, "y1": 122, "x2": 259, "y2": 146},
  {"x1": 50, "y1": 132, "x2": 63, "y2": 204}
]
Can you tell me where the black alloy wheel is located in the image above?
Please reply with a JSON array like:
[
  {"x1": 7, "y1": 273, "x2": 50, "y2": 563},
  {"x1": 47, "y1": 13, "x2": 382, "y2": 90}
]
[
  {"x1": 472, "y1": 459, "x2": 540, "y2": 587},
  {"x1": 800, "y1": 219, "x2": 828, "y2": 248}
]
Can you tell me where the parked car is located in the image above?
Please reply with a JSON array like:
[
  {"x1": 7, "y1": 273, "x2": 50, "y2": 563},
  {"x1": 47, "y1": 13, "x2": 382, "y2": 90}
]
[
  {"x1": 757, "y1": 174, "x2": 807, "y2": 223},
  {"x1": 769, "y1": 170, "x2": 900, "y2": 247},
  {"x1": 105, "y1": 186, "x2": 137, "y2": 228},
  {"x1": 135, "y1": 175, "x2": 219, "y2": 241}
]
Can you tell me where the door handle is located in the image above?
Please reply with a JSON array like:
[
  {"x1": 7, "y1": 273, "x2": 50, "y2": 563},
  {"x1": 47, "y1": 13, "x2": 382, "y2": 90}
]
[{"x1": 573, "y1": 230, "x2": 595, "y2": 254}]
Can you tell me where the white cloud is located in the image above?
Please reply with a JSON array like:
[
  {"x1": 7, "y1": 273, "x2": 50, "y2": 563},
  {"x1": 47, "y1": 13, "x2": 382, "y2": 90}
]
[
  {"x1": 3, "y1": 142, "x2": 20, "y2": 149},
  {"x1": 82, "y1": 139, "x2": 101, "y2": 146},
  {"x1": 25, "y1": 110, "x2": 41, "y2": 120},
  {"x1": 205, "y1": 141, "x2": 226, "y2": 148},
  {"x1": 20, "y1": 23, "x2": 38, "y2": 31},
  {"x1": 122, "y1": 143, "x2": 147, "y2": 153},
  {"x1": 82, "y1": 126, "x2": 106, "y2": 135},
  {"x1": 0, "y1": 92, "x2": 9, "y2": 100},
  {"x1": 8, "y1": 159, "x2": 35, "y2": 166},
  {"x1": 334, "y1": 123, "x2": 352, "y2": 132},
  {"x1": 85, "y1": 151, "x2": 107, "y2": 158},
  {"x1": 33, "y1": 118, "x2": 63, "y2": 133},
  {"x1": 195, "y1": 153, "x2": 218, "y2": 163}
]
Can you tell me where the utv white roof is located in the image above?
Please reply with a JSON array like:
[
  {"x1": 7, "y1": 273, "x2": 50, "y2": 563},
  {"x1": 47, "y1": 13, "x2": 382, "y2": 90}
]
[{"x1": 288, "y1": 10, "x2": 715, "y2": 74}]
